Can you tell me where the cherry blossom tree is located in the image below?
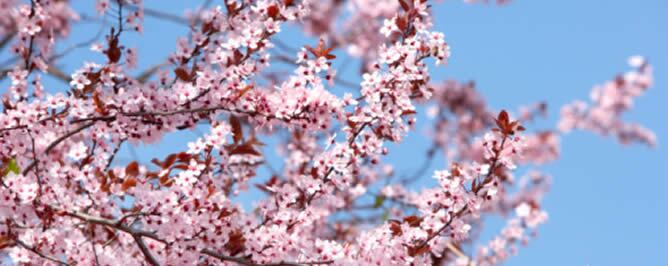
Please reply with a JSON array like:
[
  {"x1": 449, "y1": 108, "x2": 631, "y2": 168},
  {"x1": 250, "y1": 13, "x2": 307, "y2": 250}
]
[{"x1": 0, "y1": 0, "x2": 656, "y2": 265}]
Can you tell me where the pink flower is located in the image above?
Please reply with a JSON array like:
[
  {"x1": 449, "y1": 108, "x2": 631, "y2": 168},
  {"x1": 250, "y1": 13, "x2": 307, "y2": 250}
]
[
  {"x1": 96, "y1": 0, "x2": 110, "y2": 15},
  {"x1": 70, "y1": 72, "x2": 91, "y2": 90},
  {"x1": 264, "y1": 18, "x2": 281, "y2": 33},
  {"x1": 67, "y1": 142, "x2": 88, "y2": 160},
  {"x1": 515, "y1": 202, "x2": 532, "y2": 218},
  {"x1": 308, "y1": 57, "x2": 329, "y2": 73},
  {"x1": 21, "y1": 19, "x2": 42, "y2": 35},
  {"x1": 125, "y1": 48, "x2": 138, "y2": 69},
  {"x1": 9, "y1": 68, "x2": 28, "y2": 86},
  {"x1": 380, "y1": 17, "x2": 398, "y2": 37}
]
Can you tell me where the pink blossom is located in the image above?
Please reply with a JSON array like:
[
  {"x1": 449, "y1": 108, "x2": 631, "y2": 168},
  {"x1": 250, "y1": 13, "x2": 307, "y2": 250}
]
[
  {"x1": 67, "y1": 142, "x2": 88, "y2": 160},
  {"x1": 96, "y1": 0, "x2": 110, "y2": 15},
  {"x1": 0, "y1": 1, "x2": 656, "y2": 265}
]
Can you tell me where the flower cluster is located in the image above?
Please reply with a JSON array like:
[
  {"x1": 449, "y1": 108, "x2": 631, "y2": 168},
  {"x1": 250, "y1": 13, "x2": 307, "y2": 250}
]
[{"x1": 559, "y1": 56, "x2": 656, "y2": 147}]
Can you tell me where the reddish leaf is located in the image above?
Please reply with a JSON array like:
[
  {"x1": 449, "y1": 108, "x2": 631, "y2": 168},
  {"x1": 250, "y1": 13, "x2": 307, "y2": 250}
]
[
  {"x1": 227, "y1": 49, "x2": 244, "y2": 66},
  {"x1": 224, "y1": 230, "x2": 246, "y2": 255},
  {"x1": 305, "y1": 38, "x2": 336, "y2": 60},
  {"x1": 176, "y1": 152, "x2": 192, "y2": 163},
  {"x1": 403, "y1": 215, "x2": 423, "y2": 227},
  {"x1": 92, "y1": 91, "x2": 108, "y2": 115},
  {"x1": 497, "y1": 110, "x2": 509, "y2": 125},
  {"x1": 225, "y1": 1, "x2": 239, "y2": 16},
  {"x1": 206, "y1": 184, "x2": 216, "y2": 199},
  {"x1": 236, "y1": 84, "x2": 254, "y2": 99},
  {"x1": 105, "y1": 36, "x2": 121, "y2": 63},
  {"x1": 107, "y1": 170, "x2": 119, "y2": 183},
  {"x1": 0, "y1": 235, "x2": 15, "y2": 249},
  {"x1": 125, "y1": 161, "x2": 140, "y2": 177},
  {"x1": 346, "y1": 119, "x2": 357, "y2": 130},
  {"x1": 201, "y1": 21, "x2": 215, "y2": 34},
  {"x1": 401, "y1": 109, "x2": 417, "y2": 116},
  {"x1": 247, "y1": 135, "x2": 265, "y2": 147},
  {"x1": 230, "y1": 115, "x2": 243, "y2": 144},
  {"x1": 395, "y1": 15, "x2": 408, "y2": 31},
  {"x1": 81, "y1": 72, "x2": 101, "y2": 95},
  {"x1": 266, "y1": 175, "x2": 279, "y2": 187},
  {"x1": 159, "y1": 176, "x2": 173, "y2": 186},
  {"x1": 267, "y1": 4, "x2": 280, "y2": 18},
  {"x1": 389, "y1": 220, "x2": 403, "y2": 236},
  {"x1": 407, "y1": 245, "x2": 430, "y2": 257},
  {"x1": 398, "y1": 0, "x2": 411, "y2": 11},
  {"x1": 121, "y1": 177, "x2": 137, "y2": 191},
  {"x1": 145, "y1": 171, "x2": 158, "y2": 179},
  {"x1": 450, "y1": 164, "x2": 461, "y2": 177},
  {"x1": 172, "y1": 164, "x2": 189, "y2": 170},
  {"x1": 97, "y1": 170, "x2": 111, "y2": 193},
  {"x1": 151, "y1": 153, "x2": 178, "y2": 169},
  {"x1": 218, "y1": 208, "x2": 236, "y2": 219},
  {"x1": 229, "y1": 143, "x2": 261, "y2": 156},
  {"x1": 174, "y1": 67, "x2": 191, "y2": 82}
]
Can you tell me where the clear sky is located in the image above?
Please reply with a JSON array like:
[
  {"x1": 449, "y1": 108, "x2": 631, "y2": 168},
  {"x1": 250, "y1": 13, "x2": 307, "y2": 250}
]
[{"x1": 3, "y1": 0, "x2": 666, "y2": 265}]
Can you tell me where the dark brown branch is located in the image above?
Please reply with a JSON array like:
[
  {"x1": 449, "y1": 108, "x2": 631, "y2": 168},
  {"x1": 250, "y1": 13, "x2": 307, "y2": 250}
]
[
  {"x1": 26, "y1": 130, "x2": 44, "y2": 198},
  {"x1": 91, "y1": 239, "x2": 101, "y2": 266},
  {"x1": 104, "y1": 139, "x2": 126, "y2": 171},
  {"x1": 47, "y1": 64, "x2": 72, "y2": 83},
  {"x1": 133, "y1": 234, "x2": 160, "y2": 266}
]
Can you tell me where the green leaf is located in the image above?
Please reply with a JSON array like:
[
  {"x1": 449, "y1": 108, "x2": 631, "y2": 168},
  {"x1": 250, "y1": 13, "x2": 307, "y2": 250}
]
[
  {"x1": 7, "y1": 159, "x2": 20, "y2": 175},
  {"x1": 373, "y1": 196, "x2": 385, "y2": 208}
]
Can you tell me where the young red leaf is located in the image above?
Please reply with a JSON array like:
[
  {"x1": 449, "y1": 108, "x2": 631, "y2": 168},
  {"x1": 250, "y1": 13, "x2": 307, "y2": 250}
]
[
  {"x1": 125, "y1": 161, "x2": 140, "y2": 177},
  {"x1": 174, "y1": 67, "x2": 191, "y2": 82},
  {"x1": 230, "y1": 115, "x2": 243, "y2": 144}
]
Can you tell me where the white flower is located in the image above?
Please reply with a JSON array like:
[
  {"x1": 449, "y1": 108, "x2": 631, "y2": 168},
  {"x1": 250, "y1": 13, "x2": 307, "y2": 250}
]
[
  {"x1": 70, "y1": 72, "x2": 91, "y2": 90},
  {"x1": 308, "y1": 57, "x2": 329, "y2": 73},
  {"x1": 21, "y1": 20, "x2": 42, "y2": 36},
  {"x1": 479, "y1": 164, "x2": 491, "y2": 176},
  {"x1": 628, "y1": 55, "x2": 645, "y2": 68},
  {"x1": 380, "y1": 18, "x2": 398, "y2": 37},
  {"x1": 67, "y1": 142, "x2": 88, "y2": 160},
  {"x1": 486, "y1": 187, "x2": 498, "y2": 198},
  {"x1": 264, "y1": 18, "x2": 281, "y2": 33},
  {"x1": 515, "y1": 202, "x2": 532, "y2": 218}
]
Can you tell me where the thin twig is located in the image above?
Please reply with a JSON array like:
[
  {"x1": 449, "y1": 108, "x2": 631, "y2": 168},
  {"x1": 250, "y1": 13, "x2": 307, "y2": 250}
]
[
  {"x1": 15, "y1": 239, "x2": 70, "y2": 265},
  {"x1": 22, "y1": 122, "x2": 95, "y2": 175},
  {"x1": 0, "y1": 31, "x2": 16, "y2": 52},
  {"x1": 104, "y1": 139, "x2": 126, "y2": 171}
]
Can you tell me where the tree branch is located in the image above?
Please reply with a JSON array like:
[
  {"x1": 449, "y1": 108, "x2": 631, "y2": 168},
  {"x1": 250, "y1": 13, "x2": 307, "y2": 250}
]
[
  {"x1": 61, "y1": 209, "x2": 332, "y2": 266},
  {"x1": 15, "y1": 239, "x2": 70, "y2": 265},
  {"x1": 132, "y1": 234, "x2": 160, "y2": 266}
]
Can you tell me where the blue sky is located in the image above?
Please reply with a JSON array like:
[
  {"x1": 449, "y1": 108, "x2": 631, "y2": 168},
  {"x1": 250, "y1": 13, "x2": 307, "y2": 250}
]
[
  {"x1": 430, "y1": 1, "x2": 668, "y2": 265},
  {"x1": 3, "y1": 0, "x2": 667, "y2": 265}
]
